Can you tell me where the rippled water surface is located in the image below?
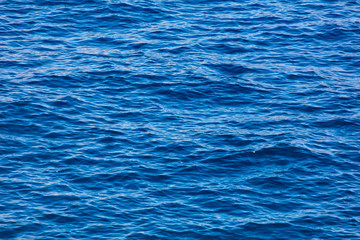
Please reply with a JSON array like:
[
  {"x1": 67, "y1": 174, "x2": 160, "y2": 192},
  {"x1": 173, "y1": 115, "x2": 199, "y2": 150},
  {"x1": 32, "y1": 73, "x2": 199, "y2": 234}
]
[{"x1": 1, "y1": 0, "x2": 360, "y2": 239}]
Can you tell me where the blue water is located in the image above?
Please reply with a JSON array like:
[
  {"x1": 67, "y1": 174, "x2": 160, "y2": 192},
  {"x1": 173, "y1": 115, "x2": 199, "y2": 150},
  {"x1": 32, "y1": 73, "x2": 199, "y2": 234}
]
[{"x1": 1, "y1": 0, "x2": 360, "y2": 239}]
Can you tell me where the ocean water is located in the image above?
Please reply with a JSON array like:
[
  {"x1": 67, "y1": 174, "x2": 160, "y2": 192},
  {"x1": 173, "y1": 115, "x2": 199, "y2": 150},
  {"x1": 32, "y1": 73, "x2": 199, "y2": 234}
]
[{"x1": 1, "y1": 0, "x2": 360, "y2": 239}]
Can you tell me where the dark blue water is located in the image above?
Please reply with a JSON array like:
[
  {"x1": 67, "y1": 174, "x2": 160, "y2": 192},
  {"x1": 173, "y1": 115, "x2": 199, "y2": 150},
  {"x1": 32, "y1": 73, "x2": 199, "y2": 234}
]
[{"x1": 1, "y1": 0, "x2": 360, "y2": 239}]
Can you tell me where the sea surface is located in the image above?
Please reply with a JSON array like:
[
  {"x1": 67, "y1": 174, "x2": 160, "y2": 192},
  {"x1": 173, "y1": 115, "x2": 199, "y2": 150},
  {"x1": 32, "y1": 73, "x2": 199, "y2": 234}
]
[{"x1": 1, "y1": 0, "x2": 360, "y2": 239}]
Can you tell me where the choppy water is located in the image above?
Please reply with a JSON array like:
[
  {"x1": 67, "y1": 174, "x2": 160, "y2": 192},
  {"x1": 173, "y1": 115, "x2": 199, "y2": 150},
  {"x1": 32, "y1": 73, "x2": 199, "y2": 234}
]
[{"x1": 1, "y1": 0, "x2": 360, "y2": 239}]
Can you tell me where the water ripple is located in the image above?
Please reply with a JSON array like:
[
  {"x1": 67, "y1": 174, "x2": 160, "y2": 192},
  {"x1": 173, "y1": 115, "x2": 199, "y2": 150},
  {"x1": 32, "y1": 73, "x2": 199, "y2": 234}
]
[{"x1": 1, "y1": 0, "x2": 359, "y2": 239}]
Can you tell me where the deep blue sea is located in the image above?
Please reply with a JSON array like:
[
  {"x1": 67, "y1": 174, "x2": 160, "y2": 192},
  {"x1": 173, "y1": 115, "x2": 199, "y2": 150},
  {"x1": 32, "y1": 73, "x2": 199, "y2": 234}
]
[{"x1": 1, "y1": 0, "x2": 360, "y2": 239}]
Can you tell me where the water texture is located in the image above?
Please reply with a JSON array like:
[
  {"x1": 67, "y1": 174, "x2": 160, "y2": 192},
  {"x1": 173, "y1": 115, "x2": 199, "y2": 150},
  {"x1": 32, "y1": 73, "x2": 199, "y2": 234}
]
[{"x1": 1, "y1": 0, "x2": 360, "y2": 239}]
